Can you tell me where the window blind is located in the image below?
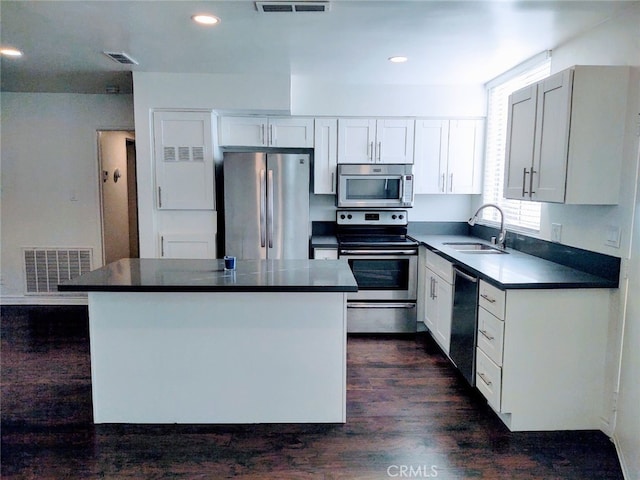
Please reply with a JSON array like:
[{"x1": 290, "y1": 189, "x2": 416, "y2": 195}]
[{"x1": 481, "y1": 56, "x2": 552, "y2": 230}]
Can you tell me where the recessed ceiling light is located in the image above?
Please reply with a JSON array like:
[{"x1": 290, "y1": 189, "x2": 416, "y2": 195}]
[
  {"x1": 388, "y1": 56, "x2": 408, "y2": 63},
  {"x1": 1, "y1": 47, "x2": 23, "y2": 58},
  {"x1": 192, "y1": 14, "x2": 220, "y2": 25}
]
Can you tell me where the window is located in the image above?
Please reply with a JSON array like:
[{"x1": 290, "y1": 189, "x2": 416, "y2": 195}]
[{"x1": 481, "y1": 53, "x2": 551, "y2": 231}]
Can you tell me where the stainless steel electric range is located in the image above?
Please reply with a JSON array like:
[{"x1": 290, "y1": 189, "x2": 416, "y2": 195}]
[{"x1": 336, "y1": 210, "x2": 418, "y2": 333}]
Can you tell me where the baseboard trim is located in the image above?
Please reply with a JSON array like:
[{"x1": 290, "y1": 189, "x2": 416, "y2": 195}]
[{"x1": 612, "y1": 433, "x2": 632, "y2": 480}]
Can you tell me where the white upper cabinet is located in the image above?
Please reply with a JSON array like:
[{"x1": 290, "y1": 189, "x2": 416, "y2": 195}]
[
  {"x1": 504, "y1": 65, "x2": 629, "y2": 204},
  {"x1": 337, "y1": 118, "x2": 376, "y2": 163},
  {"x1": 447, "y1": 119, "x2": 484, "y2": 194},
  {"x1": 414, "y1": 118, "x2": 484, "y2": 194},
  {"x1": 218, "y1": 116, "x2": 314, "y2": 148},
  {"x1": 338, "y1": 118, "x2": 414, "y2": 164},
  {"x1": 504, "y1": 85, "x2": 538, "y2": 200},
  {"x1": 413, "y1": 119, "x2": 448, "y2": 193},
  {"x1": 270, "y1": 117, "x2": 314, "y2": 147},
  {"x1": 153, "y1": 110, "x2": 215, "y2": 210},
  {"x1": 313, "y1": 118, "x2": 338, "y2": 194}
]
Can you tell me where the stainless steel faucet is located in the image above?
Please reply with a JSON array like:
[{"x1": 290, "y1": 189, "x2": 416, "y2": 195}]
[{"x1": 468, "y1": 203, "x2": 507, "y2": 249}]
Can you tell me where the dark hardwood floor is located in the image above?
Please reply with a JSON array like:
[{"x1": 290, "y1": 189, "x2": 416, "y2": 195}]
[{"x1": 1, "y1": 305, "x2": 623, "y2": 479}]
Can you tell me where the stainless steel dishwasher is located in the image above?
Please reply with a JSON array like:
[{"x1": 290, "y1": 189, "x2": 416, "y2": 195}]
[{"x1": 449, "y1": 267, "x2": 479, "y2": 386}]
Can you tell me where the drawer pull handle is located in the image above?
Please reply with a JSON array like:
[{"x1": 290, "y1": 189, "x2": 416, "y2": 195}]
[
  {"x1": 478, "y1": 372, "x2": 492, "y2": 386},
  {"x1": 480, "y1": 293, "x2": 496, "y2": 303},
  {"x1": 479, "y1": 329, "x2": 495, "y2": 341}
]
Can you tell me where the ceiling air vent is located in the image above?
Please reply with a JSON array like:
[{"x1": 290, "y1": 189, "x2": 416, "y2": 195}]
[
  {"x1": 256, "y1": 1, "x2": 330, "y2": 13},
  {"x1": 103, "y1": 51, "x2": 139, "y2": 65}
]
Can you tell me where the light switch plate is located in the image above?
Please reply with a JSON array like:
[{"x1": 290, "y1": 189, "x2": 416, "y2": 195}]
[
  {"x1": 551, "y1": 223, "x2": 562, "y2": 243},
  {"x1": 606, "y1": 225, "x2": 621, "y2": 248}
]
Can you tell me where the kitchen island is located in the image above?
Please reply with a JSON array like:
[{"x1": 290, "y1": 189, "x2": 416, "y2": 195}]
[{"x1": 58, "y1": 258, "x2": 357, "y2": 424}]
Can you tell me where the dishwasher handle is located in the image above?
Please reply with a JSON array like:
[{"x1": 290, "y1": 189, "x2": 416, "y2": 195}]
[{"x1": 453, "y1": 267, "x2": 478, "y2": 283}]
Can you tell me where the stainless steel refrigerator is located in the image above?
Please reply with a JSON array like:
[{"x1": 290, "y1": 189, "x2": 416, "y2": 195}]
[{"x1": 223, "y1": 151, "x2": 310, "y2": 260}]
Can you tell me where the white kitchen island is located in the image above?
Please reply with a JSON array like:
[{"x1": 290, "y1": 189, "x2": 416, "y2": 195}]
[{"x1": 59, "y1": 258, "x2": 357, "y2": 424}]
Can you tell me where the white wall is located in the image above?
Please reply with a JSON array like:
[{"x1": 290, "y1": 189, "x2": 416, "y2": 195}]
[
  {"x1": 617, "y1": 144, "x2": 640, "y2": 480},
  {"x1": 133, "y1": 72, "x2": 486, "y2": 256},
  {"x1": 544, "y1": 5, "x2": 640, "y2": 478},
  {"x1": 542, "y1": 15, "x2": 640, "y2": 257},
  {"x1": 0, "y1": 93, "x2": 134, "y2": 303},
  {"x1": 310, "y1": 194, "x2": 474, "y2": 223},
  {"x1": 292, "y1": 77, "x2": 486, "y2": 117},
  {"x1": 294, "y1": 77, "x2": 486, "y2": 223}
]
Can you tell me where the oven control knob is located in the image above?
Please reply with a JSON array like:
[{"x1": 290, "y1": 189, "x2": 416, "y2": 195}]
[
  {"x1": 399, "y1": 214, "x2": 404, "y2": 219},
  {"x1": 392, "y1": 214, "x2": 397, "y2": 219},
  {"x1": 340, "y1": 214, "x2": 346, "y2": 220},
  {"x1": 347, "y1": 214, "x2": 353, "y2": 219}
]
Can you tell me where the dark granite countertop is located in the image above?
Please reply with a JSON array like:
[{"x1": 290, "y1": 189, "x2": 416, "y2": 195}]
[
  {"x1": 58, "y1": 258, "x2": 358, "y2": 293},
  {"x1": 411, "y1": 234, "x2": 618, "y2": 290}
]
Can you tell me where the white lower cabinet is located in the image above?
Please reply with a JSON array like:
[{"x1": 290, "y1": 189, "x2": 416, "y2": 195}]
[
  {"x1": 475, "y1": 347, "x2": 503, "y2": 411},
  {"x1": 476, "y1": 307, "x2": 504, "y2": 367},
  {"x1": 423, "y1": 250, "x2": 453, "y2": 355},
  {"x1": 474, "y1": 280, "x2": 612, "y2": 431},
  {"x1": 313, "y1": 248, "x2": 338, "y2": 260},
  {"x1": 160, "y1": 233, "x2": 217, "y2": 259}
]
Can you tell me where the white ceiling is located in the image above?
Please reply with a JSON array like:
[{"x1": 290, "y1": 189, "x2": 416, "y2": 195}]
[{"x1": 1, "y1": 0, "x2": 637, "y2": 94}]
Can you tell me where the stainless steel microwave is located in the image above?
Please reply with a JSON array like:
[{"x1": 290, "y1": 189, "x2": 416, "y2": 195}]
[{"x1": 337, "y1": 164, "x2": 414, "y2": 208}]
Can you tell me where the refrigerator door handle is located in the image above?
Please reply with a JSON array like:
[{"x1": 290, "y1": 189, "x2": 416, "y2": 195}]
[
  {"x1": 260, "y1": 169, "x2": 266, "y2": 248},
  {"x1": 267, "y1": 169, "x2": 274, "y2": 249}
]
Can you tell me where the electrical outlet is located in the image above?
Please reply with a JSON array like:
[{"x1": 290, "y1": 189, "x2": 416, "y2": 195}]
[{"x1": 551, "y1": 223, "x2": 562, "y2": 243}]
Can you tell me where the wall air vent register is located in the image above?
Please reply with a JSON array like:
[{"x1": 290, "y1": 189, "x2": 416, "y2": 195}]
[
  {"x1": 23, "y1": 248, "x2": 92, "y2": 294},
  {"x1": 103, "y1": 51, "x2": 139, "y2": 65}
]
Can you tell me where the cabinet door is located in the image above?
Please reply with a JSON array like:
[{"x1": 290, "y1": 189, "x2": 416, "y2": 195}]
[
  {"x1": 337, "y1": 118, "x2": 376, "y2": 163},
  {"x1": 504, "y1": 85, "x2": 538, "y2": 200},
  {"x1": 314, "y1": 118, "x2": 338, "y2": 194},
  {"x1": 269, "y1": 117, "x2": 314, "y2": 148},
  {"x1": 413, "y1": 119, "x2": 449, "y2": 193},
  {"x1": 532, "y1": 69, "x2": 573, "y2": 203},
  {"x1": 161, "y1": 233, "x2": 217, "y2": 258},
  {"x1": 434, "y1": 278, "x2": 453, "y2": 354},
  {"x1": 447, "y1": 119, "x2": 484, "y2": 194},
  {"x1": 218, "y1": 116, "x2": 268, "y2": 146},
  {"x1": 375, "y1": 118, "x2": 415, "y2": 164},
  {"x1": 424, "y1": 271, "x2": 437, "y2": 332},
  {"x1": 313, "y1": 248, "x2": 338, "y2": 260},
  {"x1": 154, "y1": 111, "x2": 215, "y2": 210},
  {"x1": 417, "y1": 246, "x2": 428, "y2": 326}
]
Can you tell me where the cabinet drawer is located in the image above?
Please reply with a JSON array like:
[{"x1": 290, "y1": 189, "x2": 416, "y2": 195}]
[
  {"x1": 426, "y1": 251, "x2": 453, "y2": 283},
  {"x1": 313, "y1": 248, "x2": 338, "y2": 260},
  {"x1": 477, "y1": 307, "x2": 504, "y2": 366},
  {"x1": 479, "y1": 280, "x2": 505, "y2": 319},
  {"x1": 476, "y1": 348, "x2": 502, "y2": 412}
]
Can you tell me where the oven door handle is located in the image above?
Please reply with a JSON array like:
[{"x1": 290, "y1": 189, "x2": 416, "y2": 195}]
[
  {"x1": 347, "y1": 303, "x2": 416, "y2": 309},
  {"x1": 339, "y1": 249, "x2": 418, "y2": 256}
]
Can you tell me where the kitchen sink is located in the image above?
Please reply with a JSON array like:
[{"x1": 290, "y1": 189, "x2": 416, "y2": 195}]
[{"x1": 443, "y1": 242, "x2": 508, "y2": 254}]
